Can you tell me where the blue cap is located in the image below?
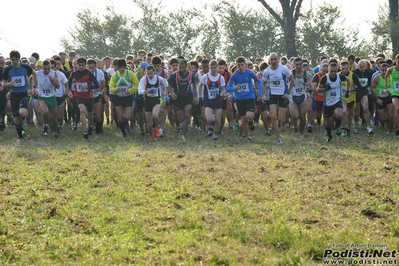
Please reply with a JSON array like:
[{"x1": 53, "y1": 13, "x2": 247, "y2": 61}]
[{"x1": 140, "y1": 62, "x2": 149, "y2": 68}]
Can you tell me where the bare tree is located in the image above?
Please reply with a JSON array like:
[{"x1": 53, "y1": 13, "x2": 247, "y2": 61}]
[{"x1": 258, "y1": 0, "x2": 303, "y2": 57}]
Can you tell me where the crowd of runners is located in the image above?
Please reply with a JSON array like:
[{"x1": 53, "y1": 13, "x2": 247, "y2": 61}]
[{"x1": 1, "y1": 49, "x2": 399, "y2": 144}]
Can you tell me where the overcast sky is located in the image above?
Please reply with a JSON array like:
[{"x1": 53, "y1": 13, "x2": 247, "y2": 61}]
[{"x1": 0, "y1": 0, "x2": 384, "y2": 59}]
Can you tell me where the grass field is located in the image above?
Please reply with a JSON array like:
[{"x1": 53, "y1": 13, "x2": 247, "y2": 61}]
[{"x1": 0, "y1": 121, "x2": 398, "y2": 265}]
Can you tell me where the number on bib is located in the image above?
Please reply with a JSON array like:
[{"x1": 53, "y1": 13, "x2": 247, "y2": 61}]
[
  {"x1": 12, "y1": 76, "x2": 25, "y2": 87},
  {"x1": 76, "y1": 82, "x2": 88, "y2": 92},
  {"x1": 236, "y1": 83, "x2": 249, "y2": 92},
  {"x1": 147, "y1": 88, "x2": 159, "y2": 97},
  {"x1": 208, "y1": 87, "x2": 219, "y2": 99},
  {"x1": 271, "y1": 80, "x2": 281, "y2": 87},
  {"x1": 394, "y1": 81, "x2": 399, "y2": 91},
  {"x1": 359, "y1": 78, "x2": 368, "y2": 87}
]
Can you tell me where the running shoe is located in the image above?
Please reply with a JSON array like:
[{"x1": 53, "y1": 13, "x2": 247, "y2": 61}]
[
  {"x1": 277, "y1": 138, "x2": 283, "y2": 145},
  {"x1": 367, "y1": 126, "x2": 374, "y2": 134},
  {"x1": 155, "y1": 128, "x2": 161, "y2": 138},
  {"x1": 43, "y1": 126, "x2": 49, "y2": 136},
  {"x1": 84, "y1": 131, "x2": 89, "y2": 139},
  {"x1": 353, "y1": 122, "x2": 359, "y2": 134}
]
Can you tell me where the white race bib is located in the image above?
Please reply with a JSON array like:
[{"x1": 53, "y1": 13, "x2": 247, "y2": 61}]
[
  {"x1": 116, "y1": 86, "x2": 128, "y2": 97},
  {"x1": 236, "y1": 83, "x2": 249, "y2": 92},
  {"x1": 394, "y1": 81, "x2": 399, "y2": 91},
  {"x1": 270, "y1": 78, "x2": 281, "y2": 88},
  {"x1": 12, "y1": 76, "x2": 25, "y2": 87},
  {"x1": 147, "y1": 87, "x2": 159, "y2": 97},
  {"x1": 359, "y1": 78, "x2": 368, "y2": 87},
  {"x1": 329, "y1": 91, "x2": 337, "y2": 100},
  {"x1": 207, "y1": 87, "x2": 219, "y2": 99},
  {"x1": 380, "y1": 88, "x2": 390, "y2": 97},
  {"x1": 42, "y1": 88, "x2": 52, "y2": 97},
  {"x1": 76, "y1": 82, "x2": 88, "y2": 92}
]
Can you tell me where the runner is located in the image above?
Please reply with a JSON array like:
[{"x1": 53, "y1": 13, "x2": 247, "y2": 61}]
[
  {"x1": 317, "y1": 63, "x2": 350, "y2": 142},
  {"x1": 384, "y1": 54, "x2": 399, "y2": 136},
  {"x1": 87, "y1": 59, "x2": 105, "y2": 134},
  {"x1": 109, "y1": 59, "x2": 139, "y2": 137},
  {"x1": 2, "y1": 50, "x2": 37, "y2": 143},
  {"x1": 311, "y1": 62, "x2": 329, "y2": 132},
  {"x1": 370, "y1": 63, "x2": 393, "y2": 136},
  {"x1": 168, "y1": 59, "x2": 194, "y2": 141},
  {"x1": 262, "y1": 53, "x2": 294, "y2": 144},
  {"x1": 51, "y1": 59, "x2": 68, "y2": 131},
  {"x1": 199, "y1": 60, "x2": 226, "y2": 142},
  {"x1": 35, "y1": 60, "x2": 60, "y2": 138},
  {"x1": 67, "y1": 57, "x2": 100, "y2": 139},
  {"x1": 289, "y1": 57, "x2": 313, "y2": 139},
  {"x1": 138, "y1": 65, "x2": 169, "y2": 142},
  {"x1": 0, "y1": 56, "x2": 7, "y2": 131},
  {"x1": 153, "y1": 56, "x2": 169, "y2": 137},
  {"x1": 218, "y1": 59, "x2": 231, "y2": 132},
  {"x1": 226, "y1": 56, "x2": 261, "y2": 141},
  {"x1": 353, "y1": 60, "x2": 374, "y2": 134},
  {"x1": 339, "y1": 60, "x2": 363, "y2": 136},
  {"x1": 195, "y1": 59, "x2": 210, "y2": 133}
]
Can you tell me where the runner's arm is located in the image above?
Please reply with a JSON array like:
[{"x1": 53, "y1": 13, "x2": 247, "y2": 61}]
[{"x1": 128, "y1": 71, "x2": 139, "y2": 94}]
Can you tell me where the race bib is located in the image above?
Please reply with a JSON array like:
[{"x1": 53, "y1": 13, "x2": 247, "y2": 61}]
[
  {"x1": 207, "y1": 87, "x2": 219, "y2": 99},
  {"x1": 147, "y1": 87, "x2": 159, "y2": 97},
  {"x1": 270, "y1": 78, "x2": 281, "y2": 87},
  {"x1": 76, "y1": 82, "x2": 88, "y2": 92},
  {"x1": 380, "y1": 88, "x2": 390, "y2": 97},
  {"x1": 236, "y1": 83, "x2": 249, "y2": 92},
  {"x1": 12, "y1": 76, "x2": 25, "y2": 87},
  {"x1": 116, "y1": 86, "x2": 128, "y2": 97},
  {"x1": 294, "y1": 87, "x2": 303, "y2": 95},
  {"x1": 329, "y1": 91, "x2": 337, "y2": 100},
  {"x1": 394, "y1": 81, "x2": 399, "y2": 91},
  {"x1": 42, "y1": 88, "x2": 51, "y2": 96},
  {"x1": 359, "y1": 78, "x2": 368, "y2": 87}
]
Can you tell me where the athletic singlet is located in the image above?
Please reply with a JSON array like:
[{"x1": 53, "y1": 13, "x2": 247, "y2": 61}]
[
  {"x1": 92, "y1": 69, "x2": 104, "y2": 98},
  {"x1": 324, "y1": 75, "x2": 342, "y2": 106},
  {"x1": 291, "y1": 70, "x2": 307, "y2": 97},
  {"x1": 375, "y1": 74, "x2": 390, "y2": 98},
  {"x1": 203, "y1": 73, "x2": 222, "y2": 103},
  {"x1": 115, "y1": 70, "x2": 132, "y2": 97},
  {"x1": 37, "y1": 70, "x2": 56, "y2": 98},
  {"x1": 73, "y1": 72, "x2": 93, "y2": 99},
  {"x1": 390, "y1": 67, "x2": 399, "y2": 97},
  {"x1": 145, "y1": 76, "x2": 161, "y2": 98},
  {"x1": 175, "y1": 71, "x2": 192, "y2": 95},
  {"x1": 340, "y1": 71, "x2": 356, "y2": 103}
]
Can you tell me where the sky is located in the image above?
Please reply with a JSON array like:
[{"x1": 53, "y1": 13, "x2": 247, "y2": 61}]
[{"x1": 0, "y1": 0, "x2": 384, "y2": 59}]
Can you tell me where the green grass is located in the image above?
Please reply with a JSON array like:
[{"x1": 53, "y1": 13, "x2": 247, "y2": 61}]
[{"x1": 0, "y1": 121, "x2": 398, "y2": 265}]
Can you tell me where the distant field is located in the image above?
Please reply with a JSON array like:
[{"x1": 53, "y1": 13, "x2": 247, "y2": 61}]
[{"x1": 0, "y1": 122, "x2": 398, "y2": 265}]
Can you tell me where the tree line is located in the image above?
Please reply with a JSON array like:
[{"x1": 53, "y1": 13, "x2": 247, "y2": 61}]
[{"x1": 60, "y1": 0, "x2": 398, "y2": 63}]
